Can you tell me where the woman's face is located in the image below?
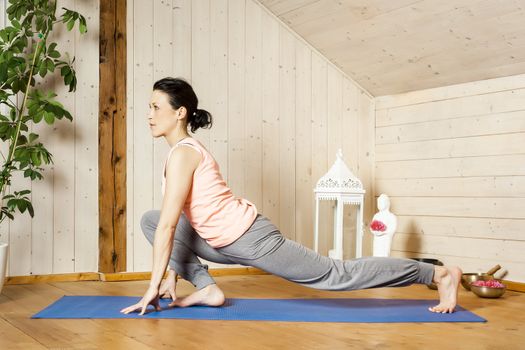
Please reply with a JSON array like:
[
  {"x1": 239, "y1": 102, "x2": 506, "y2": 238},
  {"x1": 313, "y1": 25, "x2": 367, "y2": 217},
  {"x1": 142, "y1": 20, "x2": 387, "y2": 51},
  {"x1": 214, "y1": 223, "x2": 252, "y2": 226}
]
[{"x1": 147, "y1": 90, "x2": 185, "y2": 137}]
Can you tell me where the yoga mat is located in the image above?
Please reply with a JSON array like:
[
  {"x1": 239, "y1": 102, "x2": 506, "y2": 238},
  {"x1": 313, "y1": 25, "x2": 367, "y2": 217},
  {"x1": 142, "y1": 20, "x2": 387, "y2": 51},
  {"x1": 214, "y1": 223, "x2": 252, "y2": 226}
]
[{"x1": 32, "y1": 296, "x2": 486, "y2": 323}]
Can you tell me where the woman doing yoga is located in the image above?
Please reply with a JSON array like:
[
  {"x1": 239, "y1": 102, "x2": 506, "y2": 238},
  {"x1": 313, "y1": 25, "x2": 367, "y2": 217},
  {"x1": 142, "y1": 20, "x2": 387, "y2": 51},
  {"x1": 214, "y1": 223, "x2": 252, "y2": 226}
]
[{"x1": 120, "y1": 77, "x2": 461, "y2": 316}]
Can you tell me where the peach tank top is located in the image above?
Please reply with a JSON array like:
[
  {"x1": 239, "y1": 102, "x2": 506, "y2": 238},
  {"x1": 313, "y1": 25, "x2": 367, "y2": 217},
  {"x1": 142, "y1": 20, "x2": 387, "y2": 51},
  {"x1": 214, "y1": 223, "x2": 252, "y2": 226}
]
[{"x1": 161, "y1": 137, "x2": 257, "y2": 248}]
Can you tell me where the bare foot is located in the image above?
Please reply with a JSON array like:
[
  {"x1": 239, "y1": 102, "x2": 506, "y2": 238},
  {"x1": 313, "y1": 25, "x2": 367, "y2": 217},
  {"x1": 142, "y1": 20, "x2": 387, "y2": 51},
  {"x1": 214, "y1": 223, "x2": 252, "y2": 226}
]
[
  {"x1": 429, "y1": 265, "x2": 462, "y2": 313},
  {"x1": 169, "y1": 284, "x2": 225, "y2": 308}
]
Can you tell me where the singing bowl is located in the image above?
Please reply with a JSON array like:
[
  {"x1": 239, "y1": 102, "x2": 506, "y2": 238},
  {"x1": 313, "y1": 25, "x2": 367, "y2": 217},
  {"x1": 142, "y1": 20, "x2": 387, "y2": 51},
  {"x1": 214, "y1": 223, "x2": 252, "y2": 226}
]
[
  {"x1": 461, "y1": 273, "x2": 494, "y2": 291},
  {"x1": 470, "y1": 284, "x2": 506, "y2": 298}
]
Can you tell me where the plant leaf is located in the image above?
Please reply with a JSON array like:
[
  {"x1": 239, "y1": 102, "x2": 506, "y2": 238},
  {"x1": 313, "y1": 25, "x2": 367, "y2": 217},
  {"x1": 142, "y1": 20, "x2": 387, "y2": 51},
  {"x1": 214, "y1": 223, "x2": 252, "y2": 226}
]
[
  {"x1": 46, "y1": 59, "x2": 55, "y2": 72},
  {"x1": 64, "y1": 72, "x2": 73, "y2": 85},
  {"x1": 61, "y1": 65, "x2": 70, "y2": 76},
  {"x1": 79, "y1": 16, "x2": 87, "y2": 34},
  {"x1": 18, "y1": 199, "x2": 27, "y2": 213},
  {"x1": 33, "y1": 111, "x2": 43, "y2": 123},
  {"x1": 31, "y1": 151, "x2": 41, "y2": 166},
  {"x1": 39, "y1": 62, "x2": 47, "y2": 77},
  {"x1": 66, "y1": 19, "x2": 75, "y2": 31},
  {"x1": 44, "y1": 111, "x2": 54, "y2": 124},
  {"x1": 49, "y1": 50, "x2": 60, "y2": 59}
]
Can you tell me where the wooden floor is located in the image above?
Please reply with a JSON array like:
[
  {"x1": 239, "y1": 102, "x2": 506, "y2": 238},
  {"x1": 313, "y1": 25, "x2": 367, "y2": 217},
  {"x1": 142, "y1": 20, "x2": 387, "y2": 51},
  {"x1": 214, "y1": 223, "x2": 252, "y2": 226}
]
[{"x1": 0, "y1": 274, "x2": 523, "y2": 349}]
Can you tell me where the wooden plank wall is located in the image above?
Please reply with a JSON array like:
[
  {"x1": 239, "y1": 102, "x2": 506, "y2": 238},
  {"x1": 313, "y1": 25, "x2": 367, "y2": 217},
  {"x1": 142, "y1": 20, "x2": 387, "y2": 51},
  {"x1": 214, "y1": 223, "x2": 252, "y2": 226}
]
[
  {"x1": 126, "y1": 0, "x2": 375, "y2": 272},
  {"x1": 0, "y1": 0, "x2": 99, "y2": 277},
  {"x1": 258, "y1": 1, "x2": 525, "y2": 97},
  {"x1": 375, "y1": 74, "x2": 525, "y2": 283}
]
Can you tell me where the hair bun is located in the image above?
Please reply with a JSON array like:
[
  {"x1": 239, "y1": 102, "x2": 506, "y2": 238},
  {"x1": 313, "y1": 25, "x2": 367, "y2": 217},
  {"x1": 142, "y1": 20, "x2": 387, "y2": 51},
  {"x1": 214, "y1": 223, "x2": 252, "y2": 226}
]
[{"x1": 190, "y1": 108, "x2": 212, "y2": 132}]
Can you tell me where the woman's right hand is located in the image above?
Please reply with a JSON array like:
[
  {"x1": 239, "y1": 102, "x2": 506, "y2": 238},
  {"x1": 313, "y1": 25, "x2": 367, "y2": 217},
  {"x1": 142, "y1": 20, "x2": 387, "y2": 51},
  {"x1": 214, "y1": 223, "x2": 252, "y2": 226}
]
[{"x1": 159, "y1": 270, "x2": 177, "y2": 300}]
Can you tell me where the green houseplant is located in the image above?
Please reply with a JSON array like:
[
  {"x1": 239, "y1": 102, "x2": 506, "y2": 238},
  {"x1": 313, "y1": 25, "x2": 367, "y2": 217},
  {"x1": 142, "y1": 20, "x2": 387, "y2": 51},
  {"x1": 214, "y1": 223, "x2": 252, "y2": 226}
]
[
  {"x1": 0, "y1": 0, "x2": 87, "y2": 289},
  {"x1": 0, "y1": 0, "x2": 87, "y2": 223}
]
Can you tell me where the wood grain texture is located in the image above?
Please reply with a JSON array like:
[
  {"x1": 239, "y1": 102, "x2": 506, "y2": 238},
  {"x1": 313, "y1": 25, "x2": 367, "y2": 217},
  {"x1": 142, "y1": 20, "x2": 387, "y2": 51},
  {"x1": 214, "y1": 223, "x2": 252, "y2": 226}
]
[
  {"x1": 376, "y1": 74, "x2": 525, "y2": 282},
  {"x1": 191, "y1": 0, "x2": 211, "y2": 151},
  {"x1": 125, "y1": 0, "x2": 135, "y2": 273},
  {"x1": 4, "y1": 268, "x2": 267, "y2": 284},
  {"x1": 126, "y1": 0, "x2": 375, "y2": 271},
  {"x1": 209, "y1": 0, "x2": 229, "y2": 183},
  {"x1": 0, "y1": 0, "x2": 99, "y2": 277},
  {"x1": 5, "y1": 272, "x2": 100, "y2": 285},
  {"x1": 245, "y1": 0, "x2": 263, "y2": 210},
  {"x1": 376, "y1": 155, "x2": 525, "y2": 179},
  {"x1": 129, "y1": 0, "x2": 155, "y2": 272},
  {"x1": 375, "y1": 73, "x2": 525, "y2": 110},
  {"x1": 152, "y1": 0, "x2": 174, "y2": 213},
  {"x1": 342, "y1": 79, "x2": 360, "y2": 258},
  {"x1": 114, "y1": 0, "x2": 127, "y2": 273},
  {"x1": 73, "y1": 0, "x2": 100, "y2": 273},
  {"x1": 310, "y1": 53, "x2": 330, "y2": 255},
  {"x1": 294, "y1": 41, "x2": 313, "y2": 248},
  {"x1": 99, "y1": 0, "x2": 127, "y2": 272},
  {"x1": 1, "y1": 275, "x2": 524, "y2": 349},
  {"x1": 278, "y1": 27, "x2": 296, "y2": 240},
  {"x1": 227, "y1": 0, "x2": 246, "y2": 198},
  {"x1": 261, "y1": 9, "x2": 280, "y2": 227},
  {"x1": 258, "y1": 0, "x2": 525, "y2": 96},
  {"x1": 376, "y1": 176, "x2": 525, "y2": 198}
]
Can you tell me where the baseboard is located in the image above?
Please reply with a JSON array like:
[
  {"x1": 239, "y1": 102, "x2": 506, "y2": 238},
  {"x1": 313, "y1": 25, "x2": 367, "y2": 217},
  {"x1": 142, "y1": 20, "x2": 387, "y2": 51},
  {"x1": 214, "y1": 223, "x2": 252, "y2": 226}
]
[
  {"x1": 502, "y1": 280, "x2": 525, "y2": 293},
  {"x1": 101, "y1": 267, "x2": 268, "y2": 281},
  {"x1": 4, "y1": 268, "x2": 269, "y2": 285},
  {"x1": 4, "y1": 270, "x2": 523, "y2": 292},
  {"x1": 5, "y1": 272, "x2": 101, "y2": 285}
]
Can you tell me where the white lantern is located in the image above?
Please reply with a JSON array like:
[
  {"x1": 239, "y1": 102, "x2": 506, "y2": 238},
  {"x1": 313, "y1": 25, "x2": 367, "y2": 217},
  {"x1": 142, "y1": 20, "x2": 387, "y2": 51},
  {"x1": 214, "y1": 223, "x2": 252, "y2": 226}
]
[{"x1": 314, "y1": 149, "x2": 365, "y2": 260}]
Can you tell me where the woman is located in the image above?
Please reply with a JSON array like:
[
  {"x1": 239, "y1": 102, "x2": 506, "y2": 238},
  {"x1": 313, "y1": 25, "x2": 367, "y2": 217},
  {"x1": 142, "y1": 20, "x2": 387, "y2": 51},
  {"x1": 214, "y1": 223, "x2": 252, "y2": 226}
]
[{"x1": 120, "y1": 77, "x2": 461, "y2": 316}]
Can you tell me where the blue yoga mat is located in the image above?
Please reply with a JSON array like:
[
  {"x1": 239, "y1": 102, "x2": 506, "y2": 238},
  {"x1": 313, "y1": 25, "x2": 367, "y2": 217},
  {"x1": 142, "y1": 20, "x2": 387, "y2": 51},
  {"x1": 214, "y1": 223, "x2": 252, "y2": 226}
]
[{"x1": 32, "y1": 296, "x2": 486, "y2": 323}]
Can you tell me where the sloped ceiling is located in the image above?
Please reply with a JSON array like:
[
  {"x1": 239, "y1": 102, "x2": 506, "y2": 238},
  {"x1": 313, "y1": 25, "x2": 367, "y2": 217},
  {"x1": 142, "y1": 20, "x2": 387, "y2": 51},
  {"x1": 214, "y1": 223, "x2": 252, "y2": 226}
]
[{"x1": 257, "y1": 0, "x2": 525, "y2": 96}]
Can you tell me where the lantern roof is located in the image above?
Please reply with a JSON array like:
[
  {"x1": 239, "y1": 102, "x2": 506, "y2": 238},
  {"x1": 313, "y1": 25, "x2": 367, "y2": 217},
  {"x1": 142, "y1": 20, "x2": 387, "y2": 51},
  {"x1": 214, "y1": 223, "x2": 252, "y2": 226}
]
[{"x1": 314, "y1": 149, "x2": 365, "y2": 194}]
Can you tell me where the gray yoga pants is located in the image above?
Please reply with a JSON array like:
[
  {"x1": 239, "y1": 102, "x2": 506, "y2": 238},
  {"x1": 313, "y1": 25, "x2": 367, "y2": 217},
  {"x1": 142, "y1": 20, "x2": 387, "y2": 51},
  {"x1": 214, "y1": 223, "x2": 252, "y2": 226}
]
[{"x1": 141, "y1": 211, "x2": 435, "y2": 290}]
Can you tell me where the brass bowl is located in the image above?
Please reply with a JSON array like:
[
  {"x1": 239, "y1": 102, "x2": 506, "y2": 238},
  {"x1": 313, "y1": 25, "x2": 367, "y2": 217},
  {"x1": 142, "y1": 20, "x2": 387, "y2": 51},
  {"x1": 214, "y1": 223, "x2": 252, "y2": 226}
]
[
  {"x1": 410, "y1": 258, "x2": 443, "y2": 290},
  {"x1": 470, "y1": 284, "x2": 506, "y2": 298},
  {"x1": 461, "y1": 273, "x2": 494, "y2": 291}
]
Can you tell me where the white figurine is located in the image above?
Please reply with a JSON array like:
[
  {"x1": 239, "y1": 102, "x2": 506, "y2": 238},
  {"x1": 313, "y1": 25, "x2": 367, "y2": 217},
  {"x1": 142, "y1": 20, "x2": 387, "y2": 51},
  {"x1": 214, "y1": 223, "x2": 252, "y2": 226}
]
[{"x1": 369, "y1": 194, "x2": 397, "y2": 257}]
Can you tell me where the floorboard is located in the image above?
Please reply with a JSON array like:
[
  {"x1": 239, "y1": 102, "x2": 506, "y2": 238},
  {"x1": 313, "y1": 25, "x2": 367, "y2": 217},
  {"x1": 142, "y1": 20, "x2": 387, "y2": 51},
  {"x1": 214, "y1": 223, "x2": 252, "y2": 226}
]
[{"x1": 0, "y1": 275, "x2": 523, "y2": 349}]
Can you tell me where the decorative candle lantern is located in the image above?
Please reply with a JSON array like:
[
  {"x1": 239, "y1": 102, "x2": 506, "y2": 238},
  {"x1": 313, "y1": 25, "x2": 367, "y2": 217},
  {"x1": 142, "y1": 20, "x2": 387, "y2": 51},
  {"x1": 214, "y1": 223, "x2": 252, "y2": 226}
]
[{"x1": 314, "y1": 149, "x2": 365, "y2": 260}]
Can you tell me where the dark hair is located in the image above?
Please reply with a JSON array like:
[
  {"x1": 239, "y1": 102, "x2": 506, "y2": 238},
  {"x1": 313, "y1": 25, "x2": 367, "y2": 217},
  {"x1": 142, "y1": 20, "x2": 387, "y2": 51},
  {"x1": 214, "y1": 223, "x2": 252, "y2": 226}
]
[{"x1": 153, "y1": 77, "x2": 212, "y2": 133}]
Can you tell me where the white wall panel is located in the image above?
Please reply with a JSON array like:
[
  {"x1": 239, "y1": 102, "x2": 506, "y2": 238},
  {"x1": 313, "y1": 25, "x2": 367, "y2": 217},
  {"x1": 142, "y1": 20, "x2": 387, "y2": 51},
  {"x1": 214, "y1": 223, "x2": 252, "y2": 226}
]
[
  {"x1": 126, "y1": 0, "x2": 375, "y2": 271},
  {"x1": 375, "y1": 74, "x2": 525, "y2": 283}
]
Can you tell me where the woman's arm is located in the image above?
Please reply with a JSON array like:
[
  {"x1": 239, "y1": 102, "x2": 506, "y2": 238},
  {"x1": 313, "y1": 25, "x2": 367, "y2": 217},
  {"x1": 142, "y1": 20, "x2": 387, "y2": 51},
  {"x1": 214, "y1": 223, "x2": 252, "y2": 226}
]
[
  {"x1": 120, "y1": 145, "x2": 201, "y2": 315},
  {"x1": 150, "y1": 145, "x2": 201, "y2": 289}
]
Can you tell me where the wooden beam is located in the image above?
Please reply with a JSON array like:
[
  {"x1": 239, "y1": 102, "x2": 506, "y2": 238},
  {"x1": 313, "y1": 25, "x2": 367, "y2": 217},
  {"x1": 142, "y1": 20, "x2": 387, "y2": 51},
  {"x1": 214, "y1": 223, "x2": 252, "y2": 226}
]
[{"x1": 99, "y1": 0, "x2": 127, "y2": 273}]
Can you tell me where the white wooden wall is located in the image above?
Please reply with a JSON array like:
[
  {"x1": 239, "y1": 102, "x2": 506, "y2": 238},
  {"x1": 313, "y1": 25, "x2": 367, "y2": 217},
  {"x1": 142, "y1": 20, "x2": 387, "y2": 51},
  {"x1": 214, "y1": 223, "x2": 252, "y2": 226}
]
[
  {"x1": 375, "y1": 74, "x2": 525, "y2": 283},
  {"x1": 3, "y1": 0, "x2": 522, "y2": 281},
  {"x1": 0, "y1": 0, "x2": 99, "y2": 276},
  {"x1": 126, "y1": 0, "x2": 375, "y2": 272}
]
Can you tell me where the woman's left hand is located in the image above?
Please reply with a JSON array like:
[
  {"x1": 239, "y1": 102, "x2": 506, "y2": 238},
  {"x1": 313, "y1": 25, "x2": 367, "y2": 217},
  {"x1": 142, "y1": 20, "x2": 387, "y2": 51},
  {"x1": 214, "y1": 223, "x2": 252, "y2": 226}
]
[{"x1": 120, "y1": 286, "x2": 162, "y2": 315}]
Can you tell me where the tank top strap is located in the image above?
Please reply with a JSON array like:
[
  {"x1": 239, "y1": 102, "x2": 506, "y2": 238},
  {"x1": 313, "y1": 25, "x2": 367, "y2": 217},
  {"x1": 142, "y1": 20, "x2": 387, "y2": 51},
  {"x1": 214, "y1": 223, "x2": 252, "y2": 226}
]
[
  {"x1": 163, "y1": 138, "x2": 202, "y2": 178},
  {"x1": 174, "y1": 138, "x2": 204, "y2": 157}
]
